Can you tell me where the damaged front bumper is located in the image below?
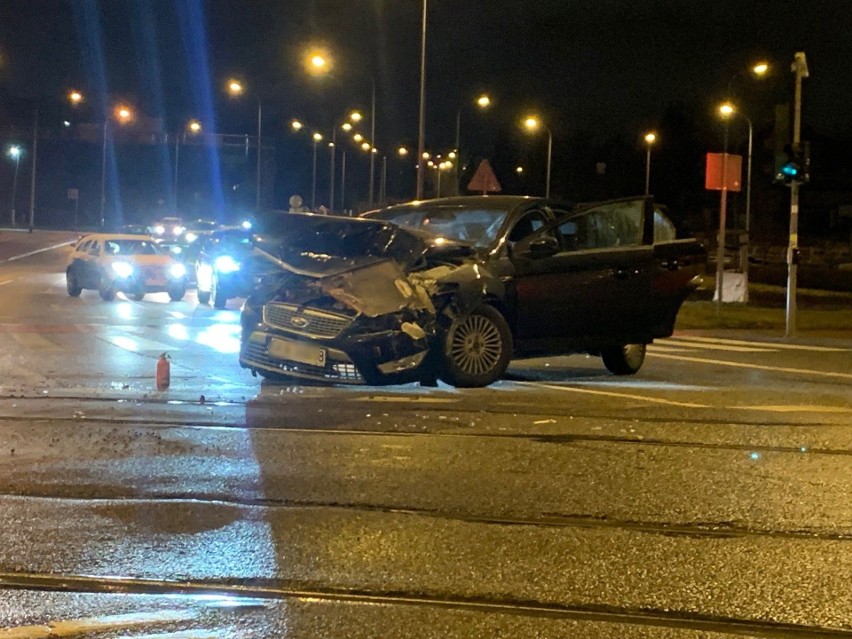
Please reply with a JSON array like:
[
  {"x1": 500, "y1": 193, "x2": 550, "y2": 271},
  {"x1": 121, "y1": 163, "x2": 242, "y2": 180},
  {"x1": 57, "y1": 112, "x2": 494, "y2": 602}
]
[
  {"x1": 239, "y1": 303, "x2": 437, "y2": 385},
  {"x1": 239, "y1": 257, "x2": 440, "y2": 385}
]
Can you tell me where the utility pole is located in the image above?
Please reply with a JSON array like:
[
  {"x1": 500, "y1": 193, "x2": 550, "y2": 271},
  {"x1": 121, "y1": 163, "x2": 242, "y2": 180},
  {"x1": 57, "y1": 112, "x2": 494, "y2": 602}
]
[
  {"x1": 415, "y1": 0, "x2": 427, "y2": 199},
  {"x1": 27, "y1": 105, "x2": 39, "y2": 233},
  {"x1": 786, "y1": 51, "x2": 809, "y2": 338}
]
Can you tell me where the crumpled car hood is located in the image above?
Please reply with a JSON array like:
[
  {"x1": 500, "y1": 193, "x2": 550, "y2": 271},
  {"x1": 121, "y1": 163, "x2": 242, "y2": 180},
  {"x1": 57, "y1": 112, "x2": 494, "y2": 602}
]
[{"x1": 252, "y1": 212, "x2": 429, "y2": 277}]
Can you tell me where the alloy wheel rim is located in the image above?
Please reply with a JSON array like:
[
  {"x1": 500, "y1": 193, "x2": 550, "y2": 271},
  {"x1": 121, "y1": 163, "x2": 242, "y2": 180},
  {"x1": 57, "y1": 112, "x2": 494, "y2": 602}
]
[{"x1": 450, "y1": 315, "x2": 503, "y2": 376}]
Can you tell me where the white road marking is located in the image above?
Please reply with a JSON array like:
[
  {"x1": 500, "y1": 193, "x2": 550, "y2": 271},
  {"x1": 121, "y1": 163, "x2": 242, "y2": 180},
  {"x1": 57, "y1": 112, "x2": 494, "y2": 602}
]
[
  {"x1": 0, "y1": 240, "x2": 74, "y2": 265},
  {"x1": 521, "y1": 382, "x2": 710, "y2": 408},
  {"x1": 672, "y1": 334, "x2": 850, "y2": 353},
  {"x1": 104, "y1": 335, "x2": 178, "y2": 353},
  {"x1": 735, "y1": 404, "x2": 852, "y2": 414},
  {"x1": 655, "y1": 340, "x2": 777, "y2": 353},
  {"x1": 0, "y1": 279, "x2": 14, "y2": 286},
  {"x1": 0, "y1": 611, "x2": 196, "y2": 638},
  {"x1": 9, "y1": 333, "x2": 62, "y2": 351},
  {"x1": 353, "y1": 396, "x2": 458, "y2": 404},
  {"x1": 649, "y1": 352, "x2": 852, "y2": 381}
]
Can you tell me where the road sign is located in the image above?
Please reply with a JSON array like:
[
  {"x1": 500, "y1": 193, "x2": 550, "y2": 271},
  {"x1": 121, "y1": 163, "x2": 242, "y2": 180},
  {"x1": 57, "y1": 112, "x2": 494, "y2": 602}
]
[
  {"x1": 705, "y1": 153, "x2": 742, "y2": 191},
  {"x1": 467, "y1": 160, "x2": 502, "y2": 194},
  {"x1": 67, "y1": 188, "x2": 79, "y2": 200}
]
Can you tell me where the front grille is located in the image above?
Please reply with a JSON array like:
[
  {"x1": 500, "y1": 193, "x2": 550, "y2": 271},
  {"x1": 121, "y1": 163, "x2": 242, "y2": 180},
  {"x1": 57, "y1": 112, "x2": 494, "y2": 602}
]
[
  {"x1": 263, "y1": 303, "x2": 353, "y2": 339},
  {"x1": 242, "y1": 338, "x2": 364, "y2": 384}
]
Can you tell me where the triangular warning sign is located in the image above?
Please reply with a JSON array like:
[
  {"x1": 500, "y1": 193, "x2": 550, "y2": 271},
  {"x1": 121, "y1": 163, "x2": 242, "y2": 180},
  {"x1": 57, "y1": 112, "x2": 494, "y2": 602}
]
[{"x1": 467, "y1": 160, "x2": 502, "y2": 194}]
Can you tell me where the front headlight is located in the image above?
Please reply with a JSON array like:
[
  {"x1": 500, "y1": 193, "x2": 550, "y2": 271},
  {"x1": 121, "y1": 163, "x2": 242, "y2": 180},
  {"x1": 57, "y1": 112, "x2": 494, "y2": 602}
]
[
  {"x1": 214, "y1": 255, "x2": 240, "y2": 274},
  {"x1": 172, "y1": 226, "x2": 185, "y2": 236},
  {"x1": 241, "y1": 220, "x2": 252, "y2": 230},
  {"x1": 153, "y1": 225, "x2": 165, "y2": 235},
  {"x1": 185, "y1": 232, "x2": 198, "y2": 243},
  {"x1": 168, "y1": 263, "x2": 187, "y2": 279},
  {"x1": 111, "y1": 261, "x2": 134, "y2": 278}
]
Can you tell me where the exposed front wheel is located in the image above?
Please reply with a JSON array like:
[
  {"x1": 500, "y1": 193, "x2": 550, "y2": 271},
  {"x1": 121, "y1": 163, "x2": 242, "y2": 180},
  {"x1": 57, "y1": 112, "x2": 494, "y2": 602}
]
[
  {"x1": 211, "y1": 274, "x2": 227, "y2": 309},
  {"x1": 66, "y1": 270, "x2": 82, "y2": 297},
  {"x1": 99, "y1": 283, "x2": 116, "y2": 301},
  {"x1": 439, "y1": 304, "x2": 512, "y2": 388},
  {"x1": 130, "y1": 291, "x2": 146, "y2": 301},
  {"x1": 601, "y1": 343, "x2": 646, "y2": 375}
]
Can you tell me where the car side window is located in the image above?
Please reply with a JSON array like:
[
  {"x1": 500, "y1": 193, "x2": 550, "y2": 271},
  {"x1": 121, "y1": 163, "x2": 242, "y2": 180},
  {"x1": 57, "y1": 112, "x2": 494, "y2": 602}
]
[
  {"x1": 575, "y1": 200, "x2": 644, "y2": 249},
  {"x1": 653, "y1": 207, "x2": 677, "y2": 243},
  {"x1": 508, "y1": 211, "x2": 548, "y2": 244}
]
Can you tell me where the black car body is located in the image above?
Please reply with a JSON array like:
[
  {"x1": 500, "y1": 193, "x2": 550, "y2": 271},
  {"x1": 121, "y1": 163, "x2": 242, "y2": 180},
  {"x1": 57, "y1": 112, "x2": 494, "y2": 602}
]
[
  {"x1": 196, "y1": 228, "x2": 264, "y2": 308},
  {"x1": 239, "y1": 196, "x2": 706, "y2": 387}
]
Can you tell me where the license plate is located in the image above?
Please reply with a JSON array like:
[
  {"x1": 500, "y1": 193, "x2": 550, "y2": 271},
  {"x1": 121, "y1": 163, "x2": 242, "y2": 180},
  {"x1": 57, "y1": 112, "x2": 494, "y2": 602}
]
[{"x1": 268, "y1": 337, "x2": 326, "y2": 367}]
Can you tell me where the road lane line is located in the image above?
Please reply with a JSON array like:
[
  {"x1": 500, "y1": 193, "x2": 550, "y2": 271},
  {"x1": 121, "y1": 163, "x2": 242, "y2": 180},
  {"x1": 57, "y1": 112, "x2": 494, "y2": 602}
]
[
  {"x1": 521, "y1": 382, "x2": 709, "y2": 408},
  {"x1": 656, "y1": 340, "x2": 777, "y2": 353},
  {"x1": 9, "y1": 333, "x2": 62, "y2": 351},
  {"x1": 103, "y1": 335, "x2": 178, "y2": 353},
  {"x1": 0, "y1": 279, "x2": 13, "y2": 286},
  {"x1": 672, "y1": 335, "x2": 850, "y2": 352},
  {"x1": 649, "y1": 352, "x2": 852, "y2": 380},
  {"x1": 0, "y1": 240, "x2": 74, "y2": 265},
  {"x1": 735, "y1": 405, "x2": 852, "y2": 414},
  {"x1": 0, "y1": 611, "x2": 196, "y2": 638}
]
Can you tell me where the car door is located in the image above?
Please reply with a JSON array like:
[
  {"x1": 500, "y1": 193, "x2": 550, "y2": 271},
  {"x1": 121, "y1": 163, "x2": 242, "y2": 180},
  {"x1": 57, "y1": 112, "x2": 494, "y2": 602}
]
[
  {"x1": 72, "y1": 239, "x2": 102, "y2": 289},
  {"x1": 511, "y1": 198, "x2": 655, "y2": 347},
  {"x1": 648, "y1": 206, "x2": 707, "y2": 336}
]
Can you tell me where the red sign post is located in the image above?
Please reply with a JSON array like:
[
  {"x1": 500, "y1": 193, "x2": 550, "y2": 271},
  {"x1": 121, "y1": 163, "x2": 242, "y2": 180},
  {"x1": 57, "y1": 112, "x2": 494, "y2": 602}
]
[
  {"x1": 706, "y1": 153, "x2": 743, "y2": 307},
  {"x1": 467, "y1": 160, "x2": 502, "y2": 194}
]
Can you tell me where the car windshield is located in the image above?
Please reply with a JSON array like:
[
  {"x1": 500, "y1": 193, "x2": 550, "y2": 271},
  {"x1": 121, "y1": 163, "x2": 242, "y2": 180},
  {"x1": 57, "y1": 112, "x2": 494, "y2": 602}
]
[
  {"x1": 104, "y1": 239, "x2": 160, "y2": 255},
  {"x1": 369, "y1": 205, "x2": 509, "y2": 248}
]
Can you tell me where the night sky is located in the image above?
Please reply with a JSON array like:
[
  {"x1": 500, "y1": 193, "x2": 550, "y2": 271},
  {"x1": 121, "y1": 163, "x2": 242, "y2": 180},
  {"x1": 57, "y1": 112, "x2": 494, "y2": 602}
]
[
  {"x1": 0, "y1": 0, "x2": 850, "y2": 216},
  {"x1": 1, "y1": 1, "x2": 849, "y2": 141}
]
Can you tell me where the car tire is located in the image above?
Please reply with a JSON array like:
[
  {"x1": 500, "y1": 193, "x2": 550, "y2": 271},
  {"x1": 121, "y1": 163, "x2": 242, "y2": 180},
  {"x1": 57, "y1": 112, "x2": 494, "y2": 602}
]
[
  {"x1": 66, "y1": 270, "x2": 82, "y2": 297},
  {"x1": 130, "y1": 291, "x2": 146, "y2": 301},
  {"x1": 168, "y1": 285, "x2": 186, "y2": 302},
  {"x1": 211, "y1": 274, "x2": 227, "y2": 309},
  {"x1": 439, "y1": 304, "x2": 512, "y2": 388},
  {"x1": 601, "y1": 343, "x2": 646, "y2": 375},
  {"x1": 197, "y1": 289, "x2": 211, "y2": 305},
  {"x1": 99, "y1": 284, "x2": 116, "y2": 301}
]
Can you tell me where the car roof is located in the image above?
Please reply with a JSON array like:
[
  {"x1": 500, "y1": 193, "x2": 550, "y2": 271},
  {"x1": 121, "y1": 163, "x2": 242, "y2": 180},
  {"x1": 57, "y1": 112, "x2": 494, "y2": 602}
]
[{"x1": 77, "y1": 233, "x2": 157, "y2": 242}]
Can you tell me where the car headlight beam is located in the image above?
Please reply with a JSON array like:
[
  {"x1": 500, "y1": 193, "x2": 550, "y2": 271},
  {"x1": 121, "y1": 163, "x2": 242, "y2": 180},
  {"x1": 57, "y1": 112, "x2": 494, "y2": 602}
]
[
  {"x1": 110, "y1": 261, "x2": 134, "y2": 278},
  {"x1": 169, "y1": 262, "x2": 187, "y2": 279},
  {"x1": 214, "y1": 255, "x2": 240, "y2": 274}
]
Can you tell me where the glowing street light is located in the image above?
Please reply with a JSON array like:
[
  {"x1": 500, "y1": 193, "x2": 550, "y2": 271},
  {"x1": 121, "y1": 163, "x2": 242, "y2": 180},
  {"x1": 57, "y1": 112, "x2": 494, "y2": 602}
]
[
  {"x1": 515, "y1": 166, "x2": 524, "y2": 174},
  {"x1": 187, "y1": 119, "x2": 202, "y2": 134},
  {"x1": 522, "y1": 115, "x2": 553, "y2": 198},
  {"x1": 353, "y1": 133, "x2": 364, "y2": 143},
  {"x1": 361, "y1": 142, "x2": 371, "y2": 152},
  {"x1": 398, "y1": 146, "x2": 409, "y2": 157},
  {"x1": 67, "y1": 90, "x2": 84, "y2": 105},
  {"x1": 291, "y1": 119, "x2": 303, "y2": 131},
  {"x1": 350, "y1": 111, "x2": 363, "y2": 123},
  {"x1": 643, "y1": 132, "x2": 657, "y2": 195},
  {"x1": 752, "y1": 62, "x2": 769, "y2": 77},
  {"x1": 226, "y1": 79, "x2": 244, "y2": 96},
  {"x1": 341, "y1": 122, "x2": 353, "y2": 132},
  {"x1": 303, "y1": 46, "x2": 332, "y2": 77}
]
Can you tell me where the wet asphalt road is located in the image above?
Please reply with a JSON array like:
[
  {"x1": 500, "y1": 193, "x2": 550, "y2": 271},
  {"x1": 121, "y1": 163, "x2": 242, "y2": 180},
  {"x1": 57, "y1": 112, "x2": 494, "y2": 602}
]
[{"x1": 0, "y1": 231, "x2": 850, "y2": 637}]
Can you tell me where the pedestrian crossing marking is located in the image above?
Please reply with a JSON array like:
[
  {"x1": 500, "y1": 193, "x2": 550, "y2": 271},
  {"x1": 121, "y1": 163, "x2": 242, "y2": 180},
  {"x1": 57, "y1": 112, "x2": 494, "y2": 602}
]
[
  {"x1": 670, "y1": 334, "x2": 849, "y2": 353},
  {"x1": 652, "y1": 340, "x2": 776, "y2": 353},
  {"x1": 9, "y1": 333, "x2": 63, "y2": 351}
]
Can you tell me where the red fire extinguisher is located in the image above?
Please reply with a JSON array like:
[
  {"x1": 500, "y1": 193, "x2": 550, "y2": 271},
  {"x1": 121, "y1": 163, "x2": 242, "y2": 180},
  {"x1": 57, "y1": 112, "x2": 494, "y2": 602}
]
[{"x1": 156, "y1": 352, "x2": 171, "y2": 391}]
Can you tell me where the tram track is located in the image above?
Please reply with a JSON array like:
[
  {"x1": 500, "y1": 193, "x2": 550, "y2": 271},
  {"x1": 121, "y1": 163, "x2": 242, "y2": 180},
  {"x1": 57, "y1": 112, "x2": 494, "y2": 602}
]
[{"x1": 0, "y1": 571, "x2": 849, "y2": 638}]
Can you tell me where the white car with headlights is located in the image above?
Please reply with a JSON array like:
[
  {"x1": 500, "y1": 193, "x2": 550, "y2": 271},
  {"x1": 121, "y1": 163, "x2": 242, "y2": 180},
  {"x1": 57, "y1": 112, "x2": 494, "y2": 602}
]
[{"x1": 65, "y1": 233, "x2": 188, "y2": 301}]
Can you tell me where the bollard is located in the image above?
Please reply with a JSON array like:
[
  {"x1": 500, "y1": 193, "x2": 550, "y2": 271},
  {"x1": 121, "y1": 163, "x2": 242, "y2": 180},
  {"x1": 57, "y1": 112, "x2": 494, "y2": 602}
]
[{"x1": 156, "y1": 352, "x2": 171, "y2": 391}]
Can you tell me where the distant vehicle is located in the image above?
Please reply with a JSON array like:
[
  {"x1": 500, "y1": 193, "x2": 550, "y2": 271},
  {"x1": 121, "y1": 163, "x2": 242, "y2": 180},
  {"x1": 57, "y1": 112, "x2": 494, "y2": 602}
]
[
  {"x1": 65, "y1": 233, "x2": 188, "y2": 301},
  {"x1": 148, "y1": 216, "x2": 185, "y2": 239},
  {"x1": 120, "y1": 224, "x2": 150, "y2": 236},
  {"x1": 239, "y1": 196, "x2": 706, "y2": 387},
  {"x1": 196, "y1": 228, "x2": 262, "y2": 308},
  {"x1": 181, "y1": 219, "x2": 220, "y2": 243}
]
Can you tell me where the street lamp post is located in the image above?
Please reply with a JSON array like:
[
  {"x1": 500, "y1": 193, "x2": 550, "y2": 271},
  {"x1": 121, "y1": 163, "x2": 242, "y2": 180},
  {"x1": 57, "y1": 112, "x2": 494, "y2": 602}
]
[
  {"x1": 311, "y1": 132, "x2": 322, "y2": 210},
  {"x1": 455, "y1": 94, "x2": 491, "y2": 193},
  {"x1": 415, "y1": 0, "x2": 427, "y2": 199},
  {"x1": 226, "y1": 79, "x2": 263, "y2": 210},
  {"x1": 7, "y1": 145, "x2": 22, "y2": 226},
  {"x1": 522, "y1": 116, "x2": 552, "y2": 198},
  {"x1": 643, "y1": 132, "x2": 656, "y2": 195},
  {"x1": 28, "y1": 104, "x2": 39, "y2": 232},
  {"x1": 718, "y1": 103, "x2": 753, "y2": 303},
  {"x1": 174, "y1": 120, "x2": 202, "y2": 210}
]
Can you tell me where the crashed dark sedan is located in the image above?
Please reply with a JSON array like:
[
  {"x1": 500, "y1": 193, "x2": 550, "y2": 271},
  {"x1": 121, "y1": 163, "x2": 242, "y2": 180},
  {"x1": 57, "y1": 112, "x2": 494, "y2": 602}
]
[{"x1": 239, "y1": 195, "x2": 706, "y2": 387}]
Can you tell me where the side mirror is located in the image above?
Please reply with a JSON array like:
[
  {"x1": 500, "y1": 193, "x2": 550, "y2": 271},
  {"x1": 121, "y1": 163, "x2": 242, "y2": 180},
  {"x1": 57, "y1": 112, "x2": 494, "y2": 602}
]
[{"x1": 525, "y1": 236, "x2": 559, "y2": 259}]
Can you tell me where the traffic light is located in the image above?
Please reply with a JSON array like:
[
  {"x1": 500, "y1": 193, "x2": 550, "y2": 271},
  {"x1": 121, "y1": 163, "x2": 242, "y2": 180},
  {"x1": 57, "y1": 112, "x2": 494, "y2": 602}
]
[{"x1": 775, "y1": 142, "x2": 810, "y2": 184}]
